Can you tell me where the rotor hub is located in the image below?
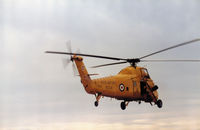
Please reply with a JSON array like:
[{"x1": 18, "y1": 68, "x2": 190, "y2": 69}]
[{"x1": 127, "y1": 58, "x2": 140, "y2": 67}]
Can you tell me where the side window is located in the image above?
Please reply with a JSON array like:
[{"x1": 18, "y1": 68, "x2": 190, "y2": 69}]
[{"x1": 133, "y1": 81, "x2": 137, "y2": 87}]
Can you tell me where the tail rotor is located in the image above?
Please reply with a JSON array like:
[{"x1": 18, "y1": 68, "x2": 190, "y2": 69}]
[{"x1": 62, "y1": 40, "x2": 78, "y2": 76}]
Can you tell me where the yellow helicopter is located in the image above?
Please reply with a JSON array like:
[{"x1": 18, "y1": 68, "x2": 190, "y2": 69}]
[{"x1": 46, "y1": 39, "x2": 200, "y2": 110}]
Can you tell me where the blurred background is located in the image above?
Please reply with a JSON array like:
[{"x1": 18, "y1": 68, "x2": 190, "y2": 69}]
[{"x1": 0, "y1": 0, "x2": 200, "y2": 129}]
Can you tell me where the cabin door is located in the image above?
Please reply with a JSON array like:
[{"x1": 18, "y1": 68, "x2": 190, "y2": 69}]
[{"x1": 140, "y1": 81, "x2": 146, "y2": 96}]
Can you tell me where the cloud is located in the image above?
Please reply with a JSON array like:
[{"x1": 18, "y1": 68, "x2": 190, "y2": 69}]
[
  {"x1": 0, "y1": 0, "x2": 200, "y2": 129},
  {"x1": 1, "y1": 114, "x2": 200, "y2": 130}
]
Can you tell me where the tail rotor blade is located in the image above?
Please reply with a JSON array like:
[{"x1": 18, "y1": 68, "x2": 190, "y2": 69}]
[
  {"x1": 72, "y1": 62, "x2": 78, "y2": 76},
  {"x1": 66, "y1": 40, "x2": 72, "y2": 53},
  {"x1": 66, "y1": 40, "x2": 74, "y2": 61},
  {"x1": 76, "y1": 48, "x2": 81, "y2": 54},
  {"x1": 62, "y1": 58, "x2": 71, "y2": 68}
]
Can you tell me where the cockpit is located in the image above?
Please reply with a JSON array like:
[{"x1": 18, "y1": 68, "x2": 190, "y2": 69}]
[{"x1": 140, "y1": 68, "x2": 150, "y2": 79}]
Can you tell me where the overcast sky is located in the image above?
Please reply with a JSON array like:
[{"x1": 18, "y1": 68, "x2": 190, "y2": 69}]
[{"x1": 0, "y1": 0, "x2": 200, "y2": 130}]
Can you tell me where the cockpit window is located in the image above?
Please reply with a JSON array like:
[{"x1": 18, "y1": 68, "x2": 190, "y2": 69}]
[{"x1": 141, "y1": 68, "x2": 150, "y2": 78}]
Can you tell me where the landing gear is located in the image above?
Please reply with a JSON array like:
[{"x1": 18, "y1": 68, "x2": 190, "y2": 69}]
[
  {"x1": 120, "y1": 101, "x2": 129, "y2": 110},
  {"x1": 94, "y1": 101, "x2": 98, "y2": 107},
  {"x1": 120, "y1": 102, "x2": 126, "y2": 110},
  {"x1": 94, "y1": 93, "x2": 101, "y2": 107},
  {"x1": 156, "y1": 99, "x2": 163, "y2": 108}
]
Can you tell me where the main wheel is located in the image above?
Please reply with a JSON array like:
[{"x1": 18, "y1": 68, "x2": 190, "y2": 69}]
[
  {"x1": 120, "y1": 102, "x2": 126, "y2": 110},
  {"x1": 94, "y1": 101, "x2": 98, "y2": 107},
  {"x1": 156, "y1": 99, "x2": 163, "y2": 108}
]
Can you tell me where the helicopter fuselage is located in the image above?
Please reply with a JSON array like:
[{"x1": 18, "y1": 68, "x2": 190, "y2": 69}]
[
  {"x1": 74, "y1": 55, "x2": 160, "y2": 109},
  {"x1": 88, "y1": 67, "x2": 158, "y2": 101}
]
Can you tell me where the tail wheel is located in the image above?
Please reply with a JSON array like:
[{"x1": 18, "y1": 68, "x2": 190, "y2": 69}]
[
  {"x1": 156, "y1": 99, "x2": 163, "y2": 108},
  {"x1": 120, "y1": 102, "x2": 126, "y2": 110}
]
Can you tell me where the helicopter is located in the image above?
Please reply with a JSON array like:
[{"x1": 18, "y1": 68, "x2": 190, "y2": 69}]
[{"x1": 46, "y1": 39, "x2": 200, "y2": 110}]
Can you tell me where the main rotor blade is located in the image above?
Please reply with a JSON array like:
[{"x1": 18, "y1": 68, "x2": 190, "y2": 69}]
[
  {"x1": 141, "y1": 60, "x2": 200, "y2": 62},
  {"x1": 91, "y1": 61, "x2": 127, "y2": 68},
  {"x1": 140, "y1": 39, "x2": 200, "y2": 59},
  {"x1": 45, "y1": 51, "x2": 127, "y2": 61}
]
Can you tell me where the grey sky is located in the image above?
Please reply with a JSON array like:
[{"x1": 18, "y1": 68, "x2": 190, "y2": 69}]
[{"x1": 0, "y1": 0, "x2": 200, "y2": 129}]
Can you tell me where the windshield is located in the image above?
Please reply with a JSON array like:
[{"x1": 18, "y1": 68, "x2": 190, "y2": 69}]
[{"x1": 141, "y1": 68, "x2": 150, "y2": 78}]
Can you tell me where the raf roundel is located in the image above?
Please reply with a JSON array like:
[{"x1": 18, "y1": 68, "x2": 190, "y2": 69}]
[{"x1": 119, "y1": 84, "x2": 125, "y2": 92}]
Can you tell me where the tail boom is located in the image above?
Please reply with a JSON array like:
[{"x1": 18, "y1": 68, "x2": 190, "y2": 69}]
[{"x1": 73, "y1": 56, "x2": 94, "y2": 94}]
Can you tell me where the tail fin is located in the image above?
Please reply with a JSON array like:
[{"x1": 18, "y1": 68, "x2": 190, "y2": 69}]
[{"x1": 73, "y1": 56, "x2": 91, "y2": 87}]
